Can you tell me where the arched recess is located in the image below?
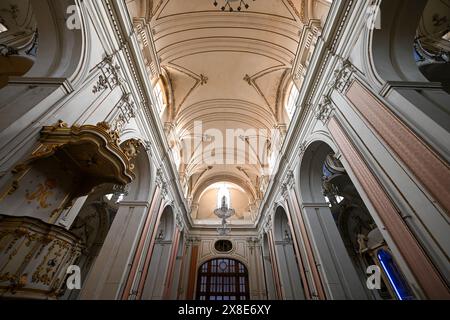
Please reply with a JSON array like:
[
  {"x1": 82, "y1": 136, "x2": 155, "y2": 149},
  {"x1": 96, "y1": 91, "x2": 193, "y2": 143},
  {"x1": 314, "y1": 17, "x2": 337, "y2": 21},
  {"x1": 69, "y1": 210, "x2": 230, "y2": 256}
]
[
  {"x1": 120, "y1": 139, "x2": 154, "y2": 203},
  {"x1": 273, "y1": 206, "x2": 306, "y2": 300},
  {"x1": 367, "y1": 0, "x2": 450, "y2": 140},
  {"x1": 299, "y1": 140, "x2": 414, "y2": 300},
  {"x1": 0, "y1": 0, "x2": 89, "y2": 144},
  {"x1": 62, "y1": 184, "x2": 119, "y2": 300},
  {"x1": 414, "y1": 0, "x2": 450, "y2": 91},
  {"x1": 370, "y1": 0, "x2": 429, "y2": 83},
  {"x1": 141, "y1": 205, "x2": 175, "y2": 300},
  {"x1": 0, "y1": 0, "x2": 37, "y2": 89},
  {"x1": 262, "y1": 233, "x2": 277, "y2": 300},
  {"x1": 78, "y1": 141, "x2": 156, "y2": 300},
  {"x1": 25, "y1": 0, "x2": 86, "y2": 80},
  {"x1": 196, "y1": 258, "x2": 250, "y2": 301}
]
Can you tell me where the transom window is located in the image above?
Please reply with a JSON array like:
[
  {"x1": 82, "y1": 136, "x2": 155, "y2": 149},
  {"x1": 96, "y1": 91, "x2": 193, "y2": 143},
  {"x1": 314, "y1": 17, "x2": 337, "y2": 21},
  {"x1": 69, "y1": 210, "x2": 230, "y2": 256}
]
[{"x1": 196, "y1": 258, "x2": 249, "y2": 301}]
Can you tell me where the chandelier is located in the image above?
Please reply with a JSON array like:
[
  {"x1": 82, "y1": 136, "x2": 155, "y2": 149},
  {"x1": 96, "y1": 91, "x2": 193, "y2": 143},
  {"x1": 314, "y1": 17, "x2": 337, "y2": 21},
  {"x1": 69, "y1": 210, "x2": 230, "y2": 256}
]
[
  {"x1": 214, "y1": 184, "x2": 235, "y2": 235},
  {"x1": 214, "y1": 196, "x2": 235, "y2": 235},
  {"x1": 212, "y1": 0, "x2": 255, "y2": 12}
]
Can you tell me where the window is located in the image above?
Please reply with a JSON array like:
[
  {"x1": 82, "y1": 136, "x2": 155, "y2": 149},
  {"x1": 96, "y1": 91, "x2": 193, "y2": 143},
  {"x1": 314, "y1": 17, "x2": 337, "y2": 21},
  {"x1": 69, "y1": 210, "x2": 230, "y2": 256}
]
[
  {"x1": 285, "y1": 83, "x2": 299, "y2": 119},
  {"x1": 0, "y1": 23, "x2": 7, "y2": 34},
  {"x1": 196, "y1": 259, "x2": 249, "y2": 301},
  {"x1": 214, "y1": 240, "x2": 233, "y2": 252},
  {"x1": 217, "y1": 183, "x2": 231, "y2": 208},
  {"x1": 153, "y1": 81, "x2": 166, "y2": 113}
]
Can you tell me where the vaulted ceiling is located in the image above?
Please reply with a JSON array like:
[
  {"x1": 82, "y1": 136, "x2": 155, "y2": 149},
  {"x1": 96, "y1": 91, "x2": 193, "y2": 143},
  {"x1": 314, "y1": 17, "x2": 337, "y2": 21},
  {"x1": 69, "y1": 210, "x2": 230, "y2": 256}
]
[{"x1": 126, "y1": 0, "x2": 331, "y2": 221}]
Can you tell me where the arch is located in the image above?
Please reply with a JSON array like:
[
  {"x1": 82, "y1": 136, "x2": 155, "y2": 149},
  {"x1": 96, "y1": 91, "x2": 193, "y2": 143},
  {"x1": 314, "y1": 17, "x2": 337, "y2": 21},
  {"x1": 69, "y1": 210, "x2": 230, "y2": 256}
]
[
  {"x1": 196, "y1": 258, "x2": 250, "y2": 301},
  {"x1": 63, "y1": 183, "x2": 119, "y2": 300},
  {"x1": 298, "y1": 140, "x2": 413, "y2": 299},
  {"x1": 25, "y1": 0, "x2": 87, "y2": 81},
  {"x1": 62, "y1": 139, "x2": 154, "y2": 300},
  {"x1": 273, "y1": 206, "x2": 305, "y2": 300},
  {"x1": 298, "y1": 140, "x2": 337, "y2": 203},
  {"x1": 369, "y1": 0, "x2": 429, "y2": 84},
  {"x1": 119, "y1": 140, "x2": 154, "y2": 203},
  {"x1": 0, "y1": 0, "x2": 37, "y2": 90}
]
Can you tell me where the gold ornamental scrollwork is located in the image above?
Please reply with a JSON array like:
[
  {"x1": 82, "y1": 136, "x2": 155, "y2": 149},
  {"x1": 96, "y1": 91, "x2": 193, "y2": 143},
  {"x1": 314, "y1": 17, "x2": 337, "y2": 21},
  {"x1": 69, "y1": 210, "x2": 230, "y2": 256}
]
[{"x1": 1, "y1": 121, "x2": 139, "y2": 207}]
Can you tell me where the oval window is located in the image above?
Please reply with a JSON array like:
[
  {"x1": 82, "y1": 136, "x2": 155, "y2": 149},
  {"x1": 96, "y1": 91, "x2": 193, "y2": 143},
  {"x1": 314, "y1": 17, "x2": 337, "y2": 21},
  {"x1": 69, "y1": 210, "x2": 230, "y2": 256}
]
[{"x1": 214, "y1": 240, "x2": 233, "y2": 252}]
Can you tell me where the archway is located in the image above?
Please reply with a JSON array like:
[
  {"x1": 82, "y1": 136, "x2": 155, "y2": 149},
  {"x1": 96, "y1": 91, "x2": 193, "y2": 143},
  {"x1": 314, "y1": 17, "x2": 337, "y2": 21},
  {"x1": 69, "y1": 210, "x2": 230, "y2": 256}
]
[
  {"x1": 63, "y1": 184, "x2": 120, "y2": 300},
  {"x1": 273, "y1": 206, "x2": 305, "y2": 300},
  {"x1": 368, "y1": 0, "x2": 450, "y2": 139},
  {"x1": 196, "y1": 258, "x2": 250, "y2": 301},
  {"x1": 414, "y1": 0, "x2": 450, "y2": 92},
  {"x1": 0, "y1": 0, "x2": 37, "y2": 89},
  {"x1": 299, "y1": 141, "x2": 414, "y2": 300},
  {"x1": 79, "y1": 141, "x2": 156, "y2": 300}
]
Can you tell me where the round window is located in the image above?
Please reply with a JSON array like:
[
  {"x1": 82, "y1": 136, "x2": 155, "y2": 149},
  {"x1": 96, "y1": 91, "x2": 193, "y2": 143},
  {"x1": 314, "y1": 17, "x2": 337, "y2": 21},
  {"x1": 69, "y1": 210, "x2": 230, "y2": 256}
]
[{"x1": 214, "y1": 240, "x2": 233, "y2": 252}]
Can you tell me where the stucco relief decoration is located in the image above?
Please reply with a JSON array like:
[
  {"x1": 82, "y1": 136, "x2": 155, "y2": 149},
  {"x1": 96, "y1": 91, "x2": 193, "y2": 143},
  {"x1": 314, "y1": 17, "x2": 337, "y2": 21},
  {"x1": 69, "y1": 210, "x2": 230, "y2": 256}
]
[
  {"x1": 175, "y1": 210, "x2": 184, "y2": 231},
  {"x1": 315, "y1": 96, "x2": 334, "y2": 124},
  {"x1": 92, "y1": 55, "x2": 123, "y2": 94},
  {"x1": 263, "y1": 213, "x2": 273, "y2": 233},
  {"x1": 112, "y1": 93, "x2": 137, "y2": 135},
  {"x1": 332, "y1": 60, "x2": 355, "y2": 93}
]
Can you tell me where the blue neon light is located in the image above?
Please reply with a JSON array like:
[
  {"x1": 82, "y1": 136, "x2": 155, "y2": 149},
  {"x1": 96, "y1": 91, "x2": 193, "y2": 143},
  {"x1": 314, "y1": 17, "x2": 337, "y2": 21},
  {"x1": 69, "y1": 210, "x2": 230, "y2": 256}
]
[{"x1": 377, "y1": 249, "x2": 415, "y2": 300}]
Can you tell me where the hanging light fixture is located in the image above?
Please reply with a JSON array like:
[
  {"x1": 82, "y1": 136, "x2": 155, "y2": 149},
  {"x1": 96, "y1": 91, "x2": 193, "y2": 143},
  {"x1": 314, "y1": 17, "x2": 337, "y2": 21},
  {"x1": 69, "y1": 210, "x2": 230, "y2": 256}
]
[
  {"x1": 214, "y1": 184, "x2": 235, "y2": 235},
  {"x1": 212, "y1": 0, "x2": 255, "y2": 12}
]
